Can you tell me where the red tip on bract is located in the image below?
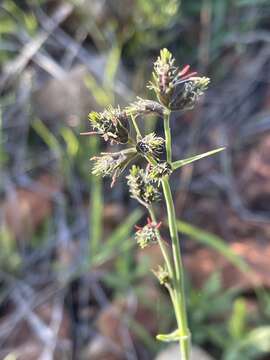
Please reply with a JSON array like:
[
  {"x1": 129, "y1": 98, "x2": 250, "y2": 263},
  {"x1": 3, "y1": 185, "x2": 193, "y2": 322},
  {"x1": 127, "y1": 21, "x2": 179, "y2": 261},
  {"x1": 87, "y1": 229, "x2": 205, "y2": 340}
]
[
  {"x1": 110, "y1": 175, "x2": 117, "y2": 188},
  {"x1": 181, "y1": 71, "x2": 197, "y2": 81},
  {"x1": 178, "y1": 65, "x2": 197, "y2": 81},
  {"x1": 179, "y1": 65, "x2": 190, "y2": 77},
  {"x1": 147, "y1": 217, "x2": 162, "y2": 229},
  {"x1": 136, "y1": 218, "x2": 162, "y2": 231}
]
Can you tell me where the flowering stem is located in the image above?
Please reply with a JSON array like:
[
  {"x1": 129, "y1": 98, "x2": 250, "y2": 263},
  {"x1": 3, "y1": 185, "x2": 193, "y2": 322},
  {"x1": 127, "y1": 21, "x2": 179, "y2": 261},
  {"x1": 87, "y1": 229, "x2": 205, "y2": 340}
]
[
  {"x1": 86, "y1": 48, "x2": 213, "y2": 360},
  {"x1": 162, "y1": 111, "x2": 190, "y2": 360},
  {"x1": 148, "y1": 206, "x2": 174, "y2": 279},
  {"x1": 130, "y1": 114, "x2": 142, "y2": 139},
  {"x1": 148, "y1": 205, "x2": 182, "y2": 337},
  {"x1": 164, "y1": 110, "x2": 172, "y2": 163}
]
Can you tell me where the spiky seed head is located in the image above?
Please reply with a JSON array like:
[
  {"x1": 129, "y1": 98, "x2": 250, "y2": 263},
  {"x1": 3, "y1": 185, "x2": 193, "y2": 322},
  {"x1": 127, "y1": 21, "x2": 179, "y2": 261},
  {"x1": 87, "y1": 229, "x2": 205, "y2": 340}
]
[
  {"x1": 135, "y1": 226, "x2": 156, "y2": 249},
  {"x1": 148, "y1": 162, "x2": 172, "y2": 182},
  {"x1": 169, "y1": 76, "x2": 210, "y2": 111},
  {"x1": 148, "y1": 48, "x2": 178, "y2": 107},
  {"x1": 88, "y1": 106, "x2": 129, "y2": 144},
  {"x1": 135, "y1": 218, "x2": 161, "y2": 249},
  {"x1": 126, "y1": 98, "x2": 165, "y2": 118},
  {"x1": 127, "y1": 165, "x2": 160, "y2": 207},
  {"x1": 148, "y1": 48, "x2": 210, "y2": 111},
  {"x1": 136, "y1": 133, "x2": 165, "y2": 160},
  {"x1": 91, "y1": 149, "x2": 137, "y2": 187}
]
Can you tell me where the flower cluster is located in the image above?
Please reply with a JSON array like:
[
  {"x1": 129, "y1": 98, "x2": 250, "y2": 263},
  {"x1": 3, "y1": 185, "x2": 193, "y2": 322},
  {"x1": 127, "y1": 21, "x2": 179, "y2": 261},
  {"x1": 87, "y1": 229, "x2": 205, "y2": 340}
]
[
  {"x1": 135, "y1": 218, "x2": 161, "y2": 249},
  {"x1": 171, "y1": 76, "x2": 210, "y2": 111},
  {"x1": 127, "y1": 165, "x2": 160, "y2": 206},
  {"x1": 136, "y1": 133, "x2": 165, "y2": 160},
  {"x1": 84, "y1": 48, "x2": 211, "y2": 246},
  {"x1": 84, "y1": 49, "x2": 209, "y2": 190},
  {"x1": 88, "y1": 106, "x2": 130, "y2": 144},
  {"x1": 148, "y1": 161, "x2": 172, "y2": 182},
  {"x1": 91, "y1": 148, "x2": 137, "y2": 187},
  {"x1": 148, "y1": 48, "x2": 210, "y2": 111},
  {"x1": 127, "y1": 97, "x2": 165, "y2": 117},
  {"x1": 152, "y1": 265, "x2": 171, "y2": 287}
]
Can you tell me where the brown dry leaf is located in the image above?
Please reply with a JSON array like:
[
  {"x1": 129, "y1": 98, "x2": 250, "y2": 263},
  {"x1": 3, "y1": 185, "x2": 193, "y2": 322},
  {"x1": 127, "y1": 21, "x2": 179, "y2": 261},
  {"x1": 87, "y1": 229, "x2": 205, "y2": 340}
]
[
  {"x1": 184, "y1": 239, "x2": 270, "y2": 290},
  {"x1": 1, "y1": 174, "x2": 60, "y2": 240}
]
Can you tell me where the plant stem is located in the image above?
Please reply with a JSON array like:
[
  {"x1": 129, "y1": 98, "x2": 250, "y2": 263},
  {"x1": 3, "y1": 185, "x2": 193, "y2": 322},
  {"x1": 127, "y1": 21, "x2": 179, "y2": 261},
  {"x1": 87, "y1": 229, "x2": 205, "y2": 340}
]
[
  {"x1": 162, "y1": 178, "x2": 190, "y2": 359},
  {"x1": 162, "y1": 111, "x2": 191, "y2": 360},
  {"x1": 130, "y1": 114, "x2": 142, "y2": 139},
  {"x1": 148, "y1": 206, "x2": 181, "y2": 337},
  {"x1": 164, "y1": 111, "x2": 172, "y2": 163},
  {"x1": 148, "y1": 206, "x2": 174, "y2": 280}
]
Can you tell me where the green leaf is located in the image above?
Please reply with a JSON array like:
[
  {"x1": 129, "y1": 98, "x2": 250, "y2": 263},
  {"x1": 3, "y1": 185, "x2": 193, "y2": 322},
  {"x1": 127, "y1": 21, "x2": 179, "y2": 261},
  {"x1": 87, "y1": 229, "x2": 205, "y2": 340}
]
[
  {"x1": 32, "y1": 119, "x2": 61, "y2": 157},
  {"x1": 106, "y1": 208, "x2": 142, "y2": 245},
  {"x1": 176, "y1": 220, "x2": 249, "y2": 272},
  {"x1": 84, "y1": 73, "x2": 112, "y2": 107},
  {"x1": 228, "y1": 298, "x2": 247, "y2": 340},
  {"x1": 127, "y1": 316, "x2": 158, "y2": 351},
  {"x1": 156, "y1": 329, "x2": 181, "y2": 342},
  {"x1": 243, "y1": 326, "x2": 270, "y2": 352},
  {"x1": 61, "y1": 127, "x2": 79, "y2": 158},
  {"x1": 172, "y1": 147, "x2": 225, "y2": 170},
  {"x1": 225, "y1": 326, "x2": 270, "y2": 360},
  {"x1": 104, "y1": 44, "x2": 121, "y2": 87},
  {"x1": 202, "y1": 272, "x2": 222, "y2": 296},
  {"x1": 0, "y1": 17, "x2": 16, "y2": 34}
]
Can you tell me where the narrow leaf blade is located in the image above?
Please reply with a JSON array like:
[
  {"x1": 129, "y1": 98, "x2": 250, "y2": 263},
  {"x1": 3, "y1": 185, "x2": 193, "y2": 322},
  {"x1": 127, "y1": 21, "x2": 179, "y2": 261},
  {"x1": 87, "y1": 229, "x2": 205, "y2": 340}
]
[
  {"x1": 176, "y1": 220, "x2": 249, "y2": 272},
  {"x1": 92, "y1": 209, "x2": 142, "y2": 266},
  {"x1": 156, "y1": 329, "x2": 181, "y2": 342},
  {"x1": 172, "y1": 147, "x2": 225, "y2": 170}
]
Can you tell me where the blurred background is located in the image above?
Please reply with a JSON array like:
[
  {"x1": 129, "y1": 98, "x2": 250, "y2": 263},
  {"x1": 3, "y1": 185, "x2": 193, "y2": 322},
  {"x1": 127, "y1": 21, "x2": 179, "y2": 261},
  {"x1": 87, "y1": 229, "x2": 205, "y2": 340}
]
[{"x1": 1, "y1": 0, "x2": 270, "y2": 359}]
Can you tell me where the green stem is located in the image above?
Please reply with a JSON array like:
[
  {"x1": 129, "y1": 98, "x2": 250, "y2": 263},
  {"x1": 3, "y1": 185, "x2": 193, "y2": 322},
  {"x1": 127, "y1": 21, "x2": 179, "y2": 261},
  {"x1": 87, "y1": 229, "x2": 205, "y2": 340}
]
[
  {"x1": 148, "y1": 206, "x2": 174, "y2": 280},
  {"x1": 131, "y1": 114, "x2": 142, "y2": 139},
  {"x1": 162, "y1": 111, "x2": 190, "y2": 360},
  {"x1": 148, "y1": 206, "x2": 181, "y2": 336},
  {"x1": 164, "y1": 111, "x2": 172, "y2": 163}
]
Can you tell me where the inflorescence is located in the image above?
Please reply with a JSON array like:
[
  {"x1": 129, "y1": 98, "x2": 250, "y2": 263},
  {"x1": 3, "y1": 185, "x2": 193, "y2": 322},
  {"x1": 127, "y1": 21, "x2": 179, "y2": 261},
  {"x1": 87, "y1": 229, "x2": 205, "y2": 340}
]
[
  {"x1": 83, "y1": 47, "x2": 210, "y2": 282},
  {"x1": 148, "y1": 48, "x2": 210, "y2": 111},
  {"x1": 127, "y1": 165, "x2": 160, "y2": 207},
  {"x1": 87, "y1": 105, "x2": 130, "y2": 144},
  {"x1": 135, "y1": 217, "x2": 161, "y2": 249}
]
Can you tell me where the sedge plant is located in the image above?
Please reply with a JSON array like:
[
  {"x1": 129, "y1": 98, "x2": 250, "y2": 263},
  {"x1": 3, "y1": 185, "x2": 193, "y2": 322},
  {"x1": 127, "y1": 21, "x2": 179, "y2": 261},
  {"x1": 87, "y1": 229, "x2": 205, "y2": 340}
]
[{"x1": 82, "y1": 48, "x2": 225, "y2": 360}]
